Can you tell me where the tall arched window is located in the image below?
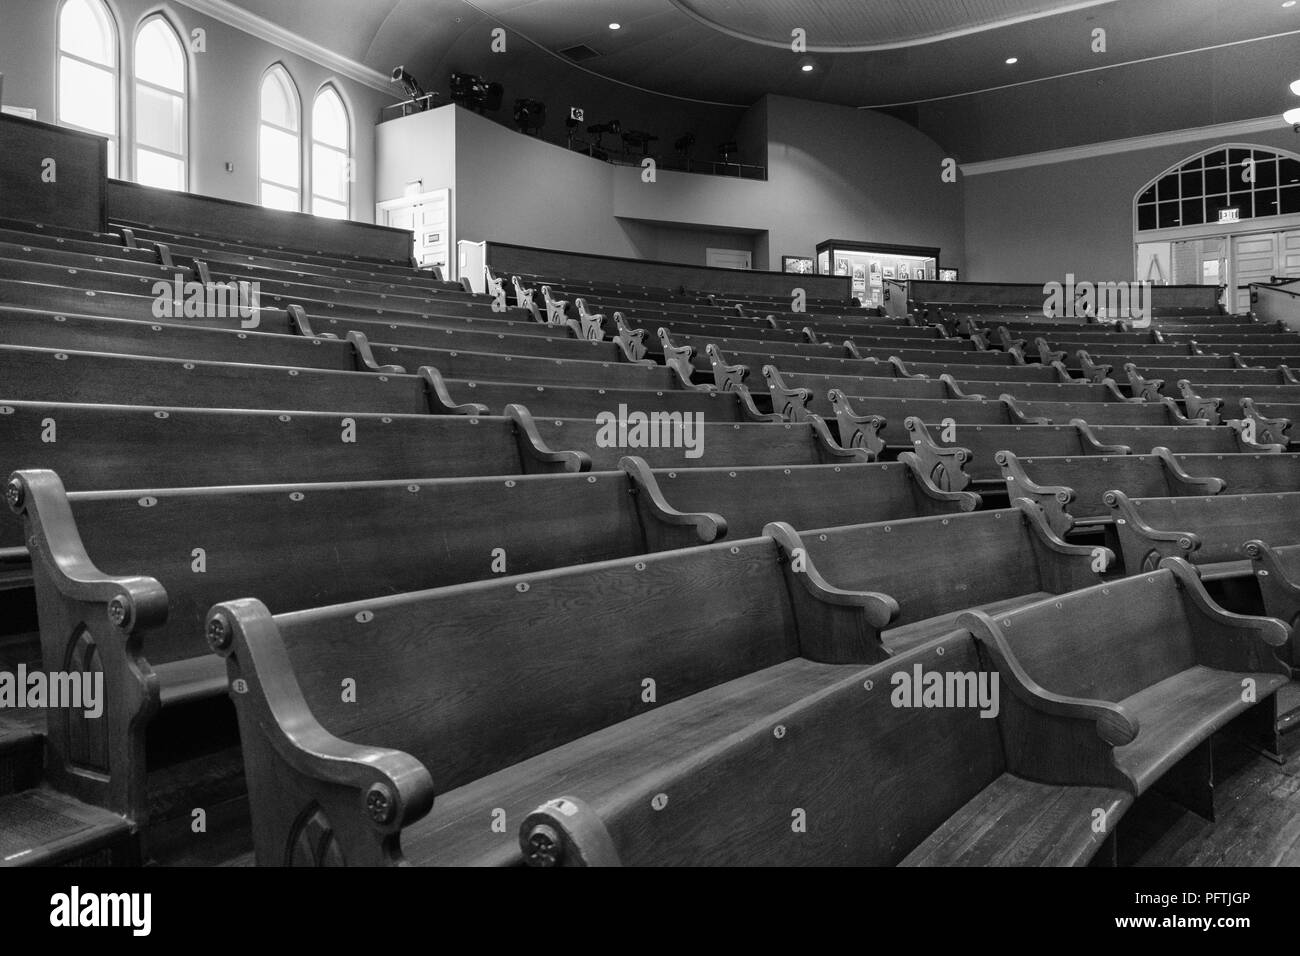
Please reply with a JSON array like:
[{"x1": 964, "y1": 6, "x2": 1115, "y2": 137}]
[
  {"x1": 134, "y1": 16, "x2": 187, "y2": 191},
  {"x1": 311, "y1": 87, "x2": 351, "y2": 219},
  {"x1": 259, "y1": 66, "x2": 301, "y2": 211},
  {"x1": 57, "y1": 0, "x2": 119, "y2": 176}
]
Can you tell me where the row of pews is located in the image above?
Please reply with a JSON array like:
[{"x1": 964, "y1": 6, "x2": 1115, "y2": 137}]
[{"x1": 0, "y1": 211, "x2": 1296, "y2": 868}]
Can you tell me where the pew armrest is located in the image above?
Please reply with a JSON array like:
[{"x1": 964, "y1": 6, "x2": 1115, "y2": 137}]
[
  {"x1": 998, "y1": 452, "x2": 1075, "y2": 537},
  {"x1": 828, "y1": 390, "x2": 886, "y2": 456},
  {"x1": 1225, "y1": 419, "x2": 1285, "y2": 454},
  {"x1": 1069, "y1": 419, "x2": 1131, "y2": 456},
  {"x1": 344, "y1": 331, "x2": 406, "y2": 374},
  {"x1": 1152, "y1": 447, "x2": 1226, "y2": 496},
  {"x1": 898, "y1": 452, "x2": 982, "y2": 513},
  {"x1": 939, "y1": 374, "x2": 985, "y2": 401},
  {"x1": 418, "y1": 367, "x2": 490, "y2": 416},
  {"x1": 1178, "y1": 380, "x2": 1222, "y2": 424},
  {"x1": 7, "y1": 469, "x2": 166, "y2": 820},
  {"x1": 619, "y1": 456, "x2": 727, "y2": 549},
  {"x1": 1000, "y1": 395, "x2": 1052, "y2": 427},
  {"x1": 1238, "y1": 399, "x2": 1291, "y2": 447},
  {"x1": 612, "y1": 313, "x2": 656, "y2": 366},
  {"x1": 764, "y1": 521, "x2": 899, "y2": 664},
  {"x1": 505, "y1": 405, "x2": 591, "y2": 474},
  {"x1": 763, "y1": 365, "x2": 813, "y2": 421},
  {"x1": 208, "y1": 599, "x2": 435, "y2": 866},
  {"x1": 705, "y1": 344, "x2": 749, "y2": 392},
  {"x1": 1015, "y1": 498, "x2": 1115, "y2": 584},
  {"x1": 1161, "y1": 558, "x2": 1291, "y2": 676},
  {"x1": 961, "y1": 610, "x2": 1140, "y2": 788},
  {"x1": 904, "y1": 417, "x2": 972, "y2": 493},
  {"x1": 1104, "y1": 490, "x2": 1200, "y2": 571},
  {"x1": 808, "y1": 414, "x2": 872, "y2": 463}
]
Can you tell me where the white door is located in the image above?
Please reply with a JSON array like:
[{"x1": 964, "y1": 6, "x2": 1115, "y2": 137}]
[
  {"x1": 377, "y1": 189, "x2": 451, "y2": 275},
  {"x1": 1282, "y1": 230, "x2": 1300, "y2": 276},
  {"x1": 705, "y1": 248, "x2": 752, "y2": 270},
  {"x1": 1233, "y1": 233, "x2": 1279, "y2": 313}
]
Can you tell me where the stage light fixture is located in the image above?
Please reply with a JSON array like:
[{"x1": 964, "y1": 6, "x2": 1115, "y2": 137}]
[
  {"x1": 450, "y1": 72, "x2": 504, "y2": 113},
  {"x1": 391, "y1": 66, "x2": 431, "y2": 110},
  {"x1": 514, "y1": 98, "x2": 547, "y2": 135}
]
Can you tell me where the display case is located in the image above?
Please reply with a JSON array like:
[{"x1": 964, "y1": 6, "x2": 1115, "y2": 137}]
[{"x1": 815, "y1": 239, "x2": 943, "y2": 308}]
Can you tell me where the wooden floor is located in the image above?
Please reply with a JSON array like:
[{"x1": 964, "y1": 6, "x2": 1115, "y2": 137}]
[{"x1": 1129, "y1": 720, "x2": 1300, "y2": 866}]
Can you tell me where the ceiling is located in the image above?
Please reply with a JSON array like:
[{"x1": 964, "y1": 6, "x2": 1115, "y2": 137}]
[{"x1": 219, "y1": 0, "x2": 1300, "y2": 158}]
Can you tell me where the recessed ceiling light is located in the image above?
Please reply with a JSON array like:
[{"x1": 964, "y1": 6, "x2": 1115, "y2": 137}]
[
  {"x1": 801, "y1": 63, "x2": 814, "y2": 72},
  {"x1": 1006, "y1": 57, "x2": 1019, "y2": 64},
  {"x1": 609, "y1": 22, "x2": 621, "y2": 29},
  {"x1": 1284, "y1": 2, "x2": 1296, "y2": 8},
  {"x1": 1292, "y1": 78, "x2": 1300, "y2": 94}
]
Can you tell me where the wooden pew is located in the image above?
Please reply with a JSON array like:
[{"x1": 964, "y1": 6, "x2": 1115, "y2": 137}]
[
  {"x1": 515, "y1": 408, "x2": 866, "y2": 470},
  {"x1": 0, "y1": 307, "x2": 406, "y2": 374},
  {"x1": 8, "y1": 466, "x2": 736, "y2": 826},
  {"x1": 1078, "y1": 421, "x2": 1282, "y2": 455},
  {"x1": 904, "y1": 420, "x2": 1130, "y2": 493},
  {"x1": 1244, "y1": 541, "x2": 1300, "y2": 663},
  {"x1": 1178, "y1": 380, "x2": 1300, "y2": 424},
  {"x1": 1124, "y1": 363, "x2": 1297, "y2": 402},
  {"x1": 1238, "y1": 398, "x2": 1295, "y2": 445},
  {"x1": 421, "y1": 369, "x2": 775, "y2": 421},
  {"x1": 766, "y1": 501, "x2": 1111, "y2": 654},
  {"x1": 0, "y1": 343, "x2": 698, "y2": 416},
  {"x1": 0, "y1": 402, "x2": 588, "y2": 550},
  {"x1": 998, "y1": 450, "x2": 1225, "y2": 536},
  {"x1": 826, "y1": 391, "x2": 1045, "y2": 455},
  {"x1": 523, "y1": 630, "x2": 1132, "y2": 867},
  {"x1": 1001, "y1": 394, "x2": 1200, "y2": 427},
  {"x1": 620, "y1": 457, "x2": 979, "y2": 538},
  {"x1": 210, "y1": 534, "x2": 893, "y2": 866},
  {"x1": 962, "y1": 561, "x2": 1289, "y2": 817},
  {"x1": 1105, "y1": 491, "x2": 1300, "y2": 578}
]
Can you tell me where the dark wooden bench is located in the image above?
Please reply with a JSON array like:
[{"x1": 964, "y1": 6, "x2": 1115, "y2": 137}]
[
  {"x1": 1179, "y1": 379, "x2": 1300, "y2": 423},
  {"x1": 620, "y1": 457, "x2": 979, "y2": 539},
  {"x1": 998, "y1": 449, "x2": 1225, "y2": 536},
  {"x1": 963, "y1": 560, "x2": 1288, "y2": 818},
  {"x1": 766, "y1": 500, "x2": 1110, "y2": 655},
  {"x1": 210, "y1": 534, "x2": 893, "y2": 866},
  {"x1": 1238, "y1": 398, "x2": 1295, "y2": 445},
  {"x1": 1002, "y1": 394, "x2": 1199, "y2": 427},
  {"x1": 1245, "y1": 540, "x2": 1300, "y2": 663},
  {"x1": 1105, "y1": 491, "x2": 1300, "y2": 578},
  {"x1": 1079, "y1": 421, "x2": 1282, "y2": 455},
  {"x1": 421, "y1": 369, "x2": 775, "y2": 421},
  {"x1": 1124, "y1": 363, "x2": 1297, "y2": 402},
  {"x1": 7, "y1": 466, "x2": 736, "y2": 825},
  {"x1": 826, "y1": 390, "x2": 1044, "y2": 455},
  {"x1": 514, "y1": 408, "x2": 866, "y2": 470},
  {"x1": 0, "y1": 401, "x2": 588, "y2": 550},
  {"x1": 526, "y1": 630, "x2": 1131, "y2": 867},
  {"x1": 905, "y1": 419, "x2": 1130, "y2": 493}
]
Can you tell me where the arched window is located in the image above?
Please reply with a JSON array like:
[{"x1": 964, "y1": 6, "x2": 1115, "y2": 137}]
[
  {"x1": 133, "y1": 16, "x2": 187, "y2": 191},
  {"x1": 57, "y1": 0, "x2": 119, "y2": 176},
  {"x1": 259, "y1": 66, "x2": 301, "y2": 211},
  {"x1": 1135, "y1": 145, "x2": 1300, "y2": 232},
  {"x1": 311, "y1": 86, "x2": 351, "y2": 219}
]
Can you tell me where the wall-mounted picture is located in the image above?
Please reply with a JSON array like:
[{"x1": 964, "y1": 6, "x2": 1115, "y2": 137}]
[
  {"x1": 883, "y1": 265, "x2": 896, "y2": 279},
  {"x1": 834, "y1": 258, "x2": 850, "y2": 276},
  {"x1": 851, "y1": 265, "x2": 866, "y2": 282},
  {"x1": 898, "y1": 264, "x2": 911, "y2": 280},
  {"x1": 782, "y1": 256, "x2": 814, "y2": 274},
  {"x1": 939, "y1": 268, "x2": 960, "y2": 281}
]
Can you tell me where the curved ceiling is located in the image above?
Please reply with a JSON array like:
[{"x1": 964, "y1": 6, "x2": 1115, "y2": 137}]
[
  {"x1": 666, "y1": 0, "x2": 1114, "y2": 51},
  {"x1": 209, "y1": 0, "x2": 1300, "y2": 159}
]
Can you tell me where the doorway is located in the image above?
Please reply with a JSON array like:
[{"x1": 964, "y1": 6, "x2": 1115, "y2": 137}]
[{"x1": 705, "y1": 248, "x2": 752, "y2": 270}]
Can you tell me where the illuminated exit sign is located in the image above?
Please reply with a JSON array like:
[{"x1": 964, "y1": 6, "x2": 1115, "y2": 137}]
[{"x1": 1219, "y1": 207, "x2": 1241, "y2": 223}]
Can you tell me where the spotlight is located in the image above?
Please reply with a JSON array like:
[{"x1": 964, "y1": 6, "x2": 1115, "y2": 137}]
[
  {"x1": 450, "y1": 72, "x2": 504, "y2": 113},
  {"x1": 1005, "y1": 56, "x2": 1019, "y2": 64},
  {"x1": 391, "y1": 66, "x2": 431, "y2": 110},
  {"x1": 609, "y1": 22, "x2": 621, "y2": 30},
  {"x1": 513, "y1": 98, "x2": 546, "y2": 136},
  {"x1": 673, "y1": 133, "x2": 696, "y2": 154},
  {"x1": 588, "y1": 120, "x2": 622, "y2": 136},
  {"x1": 621, "y1": 129, "x2": 658, "y2": 155}
]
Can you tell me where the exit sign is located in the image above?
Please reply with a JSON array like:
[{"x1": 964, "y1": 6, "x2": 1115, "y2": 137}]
[{"x1": 1219, "y1": 207, "x2": 1241, "y2": 223}]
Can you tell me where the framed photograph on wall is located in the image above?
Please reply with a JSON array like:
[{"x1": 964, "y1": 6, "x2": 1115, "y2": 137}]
[
  {"x1": 939, "y1": 268, "x2": 960, "y2": 281},
  {"x1": 781, "y1": 256, "x2": 814, "y2": 274}
]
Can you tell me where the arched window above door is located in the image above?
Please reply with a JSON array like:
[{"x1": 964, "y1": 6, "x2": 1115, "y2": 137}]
[{"x1": 1135, "y1": 145, "x2": 1300, "y2": 232}]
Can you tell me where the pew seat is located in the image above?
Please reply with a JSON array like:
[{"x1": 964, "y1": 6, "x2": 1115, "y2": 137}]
[{"x1": 962, "y1": 561, "x2": 1289, "y2": 815}]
